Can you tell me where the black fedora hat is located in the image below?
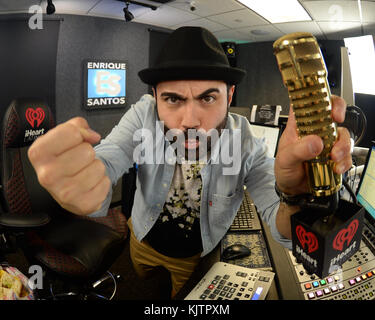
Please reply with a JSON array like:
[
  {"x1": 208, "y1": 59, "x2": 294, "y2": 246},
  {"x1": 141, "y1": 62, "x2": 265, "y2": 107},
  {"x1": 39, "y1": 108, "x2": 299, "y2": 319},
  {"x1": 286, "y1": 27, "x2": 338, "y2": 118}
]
[{"x1": 138, "y1": 27, "x2": 246, "y2": 85}]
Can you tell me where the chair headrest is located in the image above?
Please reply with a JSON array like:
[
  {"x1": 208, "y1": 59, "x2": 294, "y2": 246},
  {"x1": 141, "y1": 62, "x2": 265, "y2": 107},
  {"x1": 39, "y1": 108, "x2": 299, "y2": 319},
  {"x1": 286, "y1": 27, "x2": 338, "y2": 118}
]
[{"x1": 3, "y1": 99, "x2": 54, "y2": 148}]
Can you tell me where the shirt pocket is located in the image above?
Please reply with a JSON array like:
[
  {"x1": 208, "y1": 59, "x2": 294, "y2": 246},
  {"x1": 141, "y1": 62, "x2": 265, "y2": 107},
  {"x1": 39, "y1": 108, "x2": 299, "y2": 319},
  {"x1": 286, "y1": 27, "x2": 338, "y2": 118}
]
[{"x1": 210, "y1": 189, "x2": 242, "y2": 226}]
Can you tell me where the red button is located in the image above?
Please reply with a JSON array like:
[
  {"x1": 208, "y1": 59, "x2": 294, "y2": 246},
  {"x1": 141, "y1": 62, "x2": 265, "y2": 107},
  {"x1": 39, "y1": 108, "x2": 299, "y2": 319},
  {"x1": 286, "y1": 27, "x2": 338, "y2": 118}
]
[
  {"x1": 367, "y1": 272, "x2": 373, "y2": 277},
  {"x1": 208, "y1": 284, "x2": 214, "y2": 290},
  {"x1": 304, "y1": 283, "x2": 312, "y2": 290}
]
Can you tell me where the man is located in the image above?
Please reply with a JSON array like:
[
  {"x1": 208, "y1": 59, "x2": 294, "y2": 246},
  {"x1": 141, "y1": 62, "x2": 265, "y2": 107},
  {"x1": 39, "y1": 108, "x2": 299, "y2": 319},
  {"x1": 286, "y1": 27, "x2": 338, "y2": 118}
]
[{"x1": 28, "y1": 27, "x2": 352, "y2": 298}]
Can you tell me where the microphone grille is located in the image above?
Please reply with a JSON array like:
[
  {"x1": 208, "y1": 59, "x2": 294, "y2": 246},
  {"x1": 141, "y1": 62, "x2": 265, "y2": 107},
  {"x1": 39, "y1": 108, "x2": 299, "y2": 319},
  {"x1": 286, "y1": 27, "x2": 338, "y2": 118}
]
[{"x1": 273, "y1": 32, "x2": 336, "y2": 158}]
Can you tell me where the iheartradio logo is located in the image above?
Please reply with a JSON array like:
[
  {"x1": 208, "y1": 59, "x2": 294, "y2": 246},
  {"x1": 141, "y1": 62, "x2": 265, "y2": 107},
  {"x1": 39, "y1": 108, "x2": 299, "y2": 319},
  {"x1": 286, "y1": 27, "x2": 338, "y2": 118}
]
[
  {"x1": 332, "y1": 219, "x2": 359, "y2": 251},
  {"x1": 25, "y1": 107, "x2": 45, "y2": 128},
  {"x1": 296, "y1": 225, "x2": 319, "y2": 254}
]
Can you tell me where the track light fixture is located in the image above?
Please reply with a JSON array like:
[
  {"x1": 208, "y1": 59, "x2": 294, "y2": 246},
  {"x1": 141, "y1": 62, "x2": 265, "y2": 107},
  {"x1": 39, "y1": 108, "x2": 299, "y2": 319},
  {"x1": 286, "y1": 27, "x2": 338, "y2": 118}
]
[
  {"x1": 46, "y1": 0, "x2": 55, "y2": 15},
  {"x1": 120, "y1": 0, "x2": 157, "y2": 22},
  {"x1": 123, "y1": 2, "x2": 134, "y2": 22}
]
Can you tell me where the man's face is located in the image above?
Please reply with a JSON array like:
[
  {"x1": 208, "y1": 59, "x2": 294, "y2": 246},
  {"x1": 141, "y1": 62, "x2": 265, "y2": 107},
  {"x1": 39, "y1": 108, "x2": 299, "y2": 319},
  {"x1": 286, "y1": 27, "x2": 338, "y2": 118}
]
[{"x1": 154, "y1": 80, "x2": 235, "y2": 160}]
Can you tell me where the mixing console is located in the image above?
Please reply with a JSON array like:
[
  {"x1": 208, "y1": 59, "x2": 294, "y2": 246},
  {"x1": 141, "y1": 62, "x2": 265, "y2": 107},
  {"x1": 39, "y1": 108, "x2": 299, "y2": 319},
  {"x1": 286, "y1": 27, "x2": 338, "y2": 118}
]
[{"x1": 287, "y1": 240, "x2": 375, "y2": 300}]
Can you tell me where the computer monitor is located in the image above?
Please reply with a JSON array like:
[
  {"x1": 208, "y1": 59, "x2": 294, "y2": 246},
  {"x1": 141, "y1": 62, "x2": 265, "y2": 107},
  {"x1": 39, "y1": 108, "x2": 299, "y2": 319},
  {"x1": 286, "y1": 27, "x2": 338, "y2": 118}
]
[
  {"x1": 250, "y1": 124, "x2": 281, "y2": 158},
  {"x1": 356, "y1": 141, "x2": 375, "y2": 221}
]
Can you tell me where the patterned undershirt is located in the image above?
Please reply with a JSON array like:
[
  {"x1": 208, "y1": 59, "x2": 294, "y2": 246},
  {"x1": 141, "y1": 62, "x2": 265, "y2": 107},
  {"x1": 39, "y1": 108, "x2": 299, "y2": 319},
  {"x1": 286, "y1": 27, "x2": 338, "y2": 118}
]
[{"x1": 145, "y1": 161, "x2": 204, "y2": 258}]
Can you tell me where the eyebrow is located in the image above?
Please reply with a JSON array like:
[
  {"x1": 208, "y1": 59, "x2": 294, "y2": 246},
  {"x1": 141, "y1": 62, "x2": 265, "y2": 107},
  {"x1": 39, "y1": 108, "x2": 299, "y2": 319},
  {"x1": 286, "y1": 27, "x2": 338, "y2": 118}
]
[
  {"x1": 196, "y1": 88, "x2": 220, "y2": 99},
  {"x1": 160, "y1": 92, "x2": 187, "y2": 101},
  {"x1": 160, "y1": 88, "x2": 220, "y2": 100}
]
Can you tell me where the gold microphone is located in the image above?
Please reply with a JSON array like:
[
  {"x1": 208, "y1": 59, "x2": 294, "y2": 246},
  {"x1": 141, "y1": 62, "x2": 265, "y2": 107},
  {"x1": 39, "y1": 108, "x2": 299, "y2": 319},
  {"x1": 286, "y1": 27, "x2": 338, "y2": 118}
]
[{"x1": 273, "y1": 32, "x2": 341, "y2": 200}]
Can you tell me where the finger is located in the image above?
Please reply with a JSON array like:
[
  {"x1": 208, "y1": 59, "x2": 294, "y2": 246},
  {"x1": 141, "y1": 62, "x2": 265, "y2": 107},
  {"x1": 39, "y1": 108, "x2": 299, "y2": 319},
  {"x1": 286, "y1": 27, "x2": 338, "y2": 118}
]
[
  {"x1": 63, "y1": 117, "x2": 102, "y2": 148},
  {"x1": 277, "y1": 106, "x2": 299, "y2": 150},
  {"x1": 75, "y1": 176, "x2": 111, "y2": 215},
  {"x1": 56, "y1": 159, "x2": 107, "y2": 205},
  {"x1": 331, "y1": 127, "x2": 351, "y2": 163},
  {"x1": 54, "y1": 142, "x2": 96, "y2": 177},
  {"x1": 277, "y1": 134, "x2": 323, "y2": 169},
  {"x1": 334, "y1": 155, "x2": 352, "y2": 174},
  {"x1": 331, "y1": 95, "x2": 347, "y2": 124},
  {"x1": 28, "y1": 118, "x2": 100, "y2": 165},
  {"x1": 285, "y1": 105, "x2": 297, "y2": 133}
]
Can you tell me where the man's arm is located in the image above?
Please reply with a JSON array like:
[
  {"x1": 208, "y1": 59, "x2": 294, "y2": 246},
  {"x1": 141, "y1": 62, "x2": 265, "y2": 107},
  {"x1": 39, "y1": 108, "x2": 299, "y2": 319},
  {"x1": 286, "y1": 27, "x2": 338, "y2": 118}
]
[
  {"x1": 273, "y1": 95, "x2": 352, "y2": 239},
  {"x1": 275, "y1": 202, "x2": 300, "y2": 239}
]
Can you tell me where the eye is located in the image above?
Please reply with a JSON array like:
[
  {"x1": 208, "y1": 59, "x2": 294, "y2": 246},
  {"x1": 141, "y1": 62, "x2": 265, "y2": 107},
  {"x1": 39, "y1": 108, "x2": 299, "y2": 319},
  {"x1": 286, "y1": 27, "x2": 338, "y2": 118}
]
[
  {"x1": 201, "y1": 95, "x2": 216, "y2": 104},
  {"x1": 164, "y1": 96, "x2": 181, "y2": 104}
]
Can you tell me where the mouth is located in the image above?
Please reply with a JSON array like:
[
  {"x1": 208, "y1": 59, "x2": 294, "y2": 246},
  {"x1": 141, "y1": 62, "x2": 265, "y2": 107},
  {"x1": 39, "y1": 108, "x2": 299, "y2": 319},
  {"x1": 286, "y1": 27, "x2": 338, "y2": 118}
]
[{"x1": 184, "y1": 139, "x2": 200, "y2": 150}]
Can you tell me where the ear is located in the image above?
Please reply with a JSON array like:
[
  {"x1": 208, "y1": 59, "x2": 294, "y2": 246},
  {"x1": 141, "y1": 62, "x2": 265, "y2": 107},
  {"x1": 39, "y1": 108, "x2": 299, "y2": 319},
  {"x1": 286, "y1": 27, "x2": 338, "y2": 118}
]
[
  {"x1": 152, "y1": 86, "x2": 157, "y2": 99},
  {"x1": 227, "y1": 85, "x2": 235, "y2": 107}
]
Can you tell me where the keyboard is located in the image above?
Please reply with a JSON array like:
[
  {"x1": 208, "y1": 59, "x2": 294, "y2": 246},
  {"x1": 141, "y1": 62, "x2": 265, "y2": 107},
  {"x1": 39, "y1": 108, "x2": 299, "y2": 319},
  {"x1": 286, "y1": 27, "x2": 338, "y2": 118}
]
[
  {"x1": 229, "y1": 191, "x2": 261, "y2": 231},
  {"x1": 185, "y1": 262, "x2": 275, "y2": 300}
]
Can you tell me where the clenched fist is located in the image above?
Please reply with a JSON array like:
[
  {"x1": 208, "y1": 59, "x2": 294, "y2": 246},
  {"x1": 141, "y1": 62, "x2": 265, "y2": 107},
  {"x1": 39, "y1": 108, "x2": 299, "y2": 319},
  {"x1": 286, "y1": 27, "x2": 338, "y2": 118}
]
[{"x1": 28, "y1": 117, "x2": 111, "y2": 215}]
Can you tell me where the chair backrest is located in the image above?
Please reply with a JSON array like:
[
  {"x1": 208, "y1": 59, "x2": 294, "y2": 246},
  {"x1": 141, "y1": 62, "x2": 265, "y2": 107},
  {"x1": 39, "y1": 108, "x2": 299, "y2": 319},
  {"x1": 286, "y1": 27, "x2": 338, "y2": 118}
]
[{"x1": 0, "y1": 98, "x2": 58, "y2": 215}]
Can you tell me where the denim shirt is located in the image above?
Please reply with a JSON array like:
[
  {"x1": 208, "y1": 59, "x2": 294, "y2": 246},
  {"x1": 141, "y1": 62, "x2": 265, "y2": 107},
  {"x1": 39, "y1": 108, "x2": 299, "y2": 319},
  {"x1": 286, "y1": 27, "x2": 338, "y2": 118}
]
[{"x1": 92, "y1": 94, "x2": 292, "y2": 256}]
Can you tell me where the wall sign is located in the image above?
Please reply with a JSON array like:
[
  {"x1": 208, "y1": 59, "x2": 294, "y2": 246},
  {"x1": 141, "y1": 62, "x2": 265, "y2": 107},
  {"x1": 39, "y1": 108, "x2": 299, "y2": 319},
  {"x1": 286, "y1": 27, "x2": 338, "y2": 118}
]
[{"x1": 83, "y1": 60, "x2": 127, "y2": 110}]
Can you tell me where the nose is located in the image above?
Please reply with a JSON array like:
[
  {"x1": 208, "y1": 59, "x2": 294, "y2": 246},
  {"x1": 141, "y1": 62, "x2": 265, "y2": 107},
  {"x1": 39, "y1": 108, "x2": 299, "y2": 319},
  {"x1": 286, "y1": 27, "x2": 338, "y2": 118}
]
[{"x1": 180, "y1": 101, "x2": 200, "y2": 130}]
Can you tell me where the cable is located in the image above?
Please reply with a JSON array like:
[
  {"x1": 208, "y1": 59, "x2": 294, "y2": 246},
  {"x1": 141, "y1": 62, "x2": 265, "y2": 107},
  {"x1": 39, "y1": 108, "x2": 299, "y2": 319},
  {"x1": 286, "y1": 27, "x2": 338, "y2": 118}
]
[{"x1": 343, "y1": 178, "x2": 359, "y2": 206}]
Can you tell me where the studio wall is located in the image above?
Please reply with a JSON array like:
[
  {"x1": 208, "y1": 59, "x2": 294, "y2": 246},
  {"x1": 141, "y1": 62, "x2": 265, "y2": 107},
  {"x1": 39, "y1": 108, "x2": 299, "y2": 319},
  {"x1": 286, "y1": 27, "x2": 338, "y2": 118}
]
[
  {"x1": 55, "y1": 15, "x2": 159, "y2": 137},
  {"x1": 235, "y1": 39, "x2": 344, "y2": 116},
  {"x1": 0, "y1": 17, "x2": 59, "y2": 123}
]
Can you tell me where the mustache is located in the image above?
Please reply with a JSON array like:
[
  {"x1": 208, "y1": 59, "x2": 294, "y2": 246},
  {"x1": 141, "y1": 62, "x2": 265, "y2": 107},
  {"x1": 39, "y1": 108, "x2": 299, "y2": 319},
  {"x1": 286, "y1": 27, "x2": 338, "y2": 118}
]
[{"x1": 164, "y1": 128, "x2": 211, "y2": 141}]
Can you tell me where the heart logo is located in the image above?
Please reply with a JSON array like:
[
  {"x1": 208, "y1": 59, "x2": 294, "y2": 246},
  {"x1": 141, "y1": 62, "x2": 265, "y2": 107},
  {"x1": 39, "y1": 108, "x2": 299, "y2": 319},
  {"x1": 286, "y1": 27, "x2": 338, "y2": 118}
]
[
  {"x1": 25, "y1": 108, "x2": 45, "y2": 128},
  {"x1": 296, "y1": 225, "x2": 319, "y2": 253},
  {"x1": 332, "y1": 219, "x2": 359, "y2": 251}
]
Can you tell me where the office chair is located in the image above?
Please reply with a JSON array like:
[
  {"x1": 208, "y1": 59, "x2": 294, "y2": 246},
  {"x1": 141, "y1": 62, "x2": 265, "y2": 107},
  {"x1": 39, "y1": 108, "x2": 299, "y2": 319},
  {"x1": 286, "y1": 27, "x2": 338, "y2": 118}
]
[{"x1": 0, "y1": 99, "x2": 128, "y2": 300}]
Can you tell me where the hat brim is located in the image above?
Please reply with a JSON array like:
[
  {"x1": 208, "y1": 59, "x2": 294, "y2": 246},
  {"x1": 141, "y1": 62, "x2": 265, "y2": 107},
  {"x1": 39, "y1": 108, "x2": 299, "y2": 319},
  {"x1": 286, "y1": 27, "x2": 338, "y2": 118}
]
[{"x1": 138, "y1": 65, "x2": 246, "y2": 86}]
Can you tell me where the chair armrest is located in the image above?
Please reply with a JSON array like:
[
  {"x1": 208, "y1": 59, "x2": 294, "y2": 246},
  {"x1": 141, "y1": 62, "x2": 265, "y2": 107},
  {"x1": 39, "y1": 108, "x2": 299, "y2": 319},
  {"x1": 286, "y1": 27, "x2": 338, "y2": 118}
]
[{"x1": 0, "y1": 212, "x2": 50, "y2": 228}]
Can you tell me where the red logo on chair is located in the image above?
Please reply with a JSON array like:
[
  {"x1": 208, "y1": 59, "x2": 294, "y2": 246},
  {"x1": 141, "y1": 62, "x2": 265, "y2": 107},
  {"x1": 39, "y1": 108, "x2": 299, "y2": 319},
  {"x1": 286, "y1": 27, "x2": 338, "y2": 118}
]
[
  {"x1": 25, "y1": 108, "x2": 45, "y2": 128},
  {"x1": 296, "y1": 225, "x2": 319, "y2": 253},
  {"x1": 332, "y1": 219, "x2": 359, "y2": 251}
]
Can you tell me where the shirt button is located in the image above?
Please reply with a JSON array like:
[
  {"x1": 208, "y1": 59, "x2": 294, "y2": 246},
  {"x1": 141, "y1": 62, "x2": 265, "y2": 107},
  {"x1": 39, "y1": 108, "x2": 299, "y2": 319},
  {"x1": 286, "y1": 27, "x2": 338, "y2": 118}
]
[
  {"x1": 156, "y1": 203, "x2": 161, "y2": 208},
  {"x1": 163, "y1": 183, "x2": 167, "y2": 188}
]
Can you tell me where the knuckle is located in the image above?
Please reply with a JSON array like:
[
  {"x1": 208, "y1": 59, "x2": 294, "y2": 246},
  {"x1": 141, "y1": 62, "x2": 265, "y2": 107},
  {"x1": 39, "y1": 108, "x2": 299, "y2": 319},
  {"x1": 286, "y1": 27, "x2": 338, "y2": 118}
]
[
  {"x1": 79, "y1": 199, "x2": 98, "y2": 216},
  {"x1": 65, "y1": 123, "x2": 82, "y2": 143},
  {"x1": 27, "y1": 144, "x2": 39, "y2": 163},
  {"x1": 57, "y1": 184, "x2": 75, "y2": 205},
  {"x1": 95, "y1": 159, "x2": 106, "y2": 176},
  {"x1": 69, "y1": 117, "x2": 89, "y2": 129},
  {"x1": 37, "y1": 165, "x2": 54, "y2": 187},
  {"x1": 103, "y1": 176, "x2": 111, "y2": 190},
  {"x1": 83, "y1": 142, "x2": 96, "y2": 161}
]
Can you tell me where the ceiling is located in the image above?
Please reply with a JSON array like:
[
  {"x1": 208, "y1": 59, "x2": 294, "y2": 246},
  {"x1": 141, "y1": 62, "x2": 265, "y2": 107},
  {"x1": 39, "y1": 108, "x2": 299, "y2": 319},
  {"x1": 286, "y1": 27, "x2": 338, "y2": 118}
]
[{"x1": 1, "y1": 0, "x2": 374, "y2": 43}]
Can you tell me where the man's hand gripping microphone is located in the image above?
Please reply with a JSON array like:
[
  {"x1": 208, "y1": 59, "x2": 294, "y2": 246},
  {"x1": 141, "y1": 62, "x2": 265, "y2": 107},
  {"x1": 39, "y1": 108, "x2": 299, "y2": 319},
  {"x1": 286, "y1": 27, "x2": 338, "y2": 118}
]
[{"x1": 273, "y1": 32, "x2": 341, "y2": 216}]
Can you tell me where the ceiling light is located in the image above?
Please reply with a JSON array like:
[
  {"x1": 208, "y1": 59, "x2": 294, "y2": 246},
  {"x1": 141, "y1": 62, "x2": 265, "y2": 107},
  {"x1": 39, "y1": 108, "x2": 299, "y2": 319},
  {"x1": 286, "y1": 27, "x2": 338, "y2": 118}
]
[
  {"x1": 46, "y1": 0, "x2": 55, "y2": 15},
  {"x1": 237, "y1": 0, "x2": 311, "y2": 23}
]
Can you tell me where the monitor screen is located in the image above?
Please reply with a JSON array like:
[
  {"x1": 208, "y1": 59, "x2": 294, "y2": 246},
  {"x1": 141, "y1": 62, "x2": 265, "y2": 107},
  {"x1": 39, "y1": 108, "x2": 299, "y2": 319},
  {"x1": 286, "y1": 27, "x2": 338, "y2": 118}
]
[
  {"x1": 250, "y1": 124, "x2": 281, "y2": 158},
  {"x1": 83, "y1": 60, "x2": 127, "y2": 110},
  {"x1": 357, "y1": 144, "x2": 375, "y2": 220}
]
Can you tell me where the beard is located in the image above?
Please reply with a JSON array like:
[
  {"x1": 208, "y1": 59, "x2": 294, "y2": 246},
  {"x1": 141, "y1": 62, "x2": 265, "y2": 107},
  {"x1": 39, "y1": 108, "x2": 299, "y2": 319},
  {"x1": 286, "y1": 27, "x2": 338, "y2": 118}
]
[{"x1": 162, "y1": 109, "x2": 229, "y2": 162}]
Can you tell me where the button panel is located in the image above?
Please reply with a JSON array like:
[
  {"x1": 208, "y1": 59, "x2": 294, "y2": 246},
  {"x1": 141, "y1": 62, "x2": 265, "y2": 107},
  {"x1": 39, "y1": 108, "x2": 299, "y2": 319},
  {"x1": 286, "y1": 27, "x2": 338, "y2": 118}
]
[
  {"x1": 287, "y1": 240, "x2": 375, "y2": 300},
  {"x1": 185, "y1": 262, "x2": 275, "y2": 301}
]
